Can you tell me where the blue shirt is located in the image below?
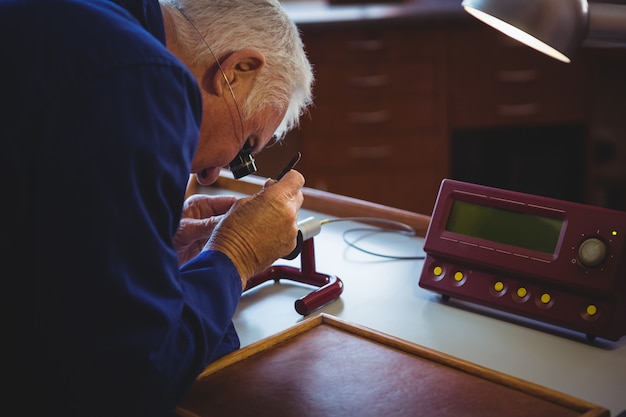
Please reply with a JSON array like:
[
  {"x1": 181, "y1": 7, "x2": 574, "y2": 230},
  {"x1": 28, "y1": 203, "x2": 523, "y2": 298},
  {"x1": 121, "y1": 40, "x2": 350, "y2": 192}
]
[{"x1": 2, "y1": 0, "x2": 242, "y2": 415}]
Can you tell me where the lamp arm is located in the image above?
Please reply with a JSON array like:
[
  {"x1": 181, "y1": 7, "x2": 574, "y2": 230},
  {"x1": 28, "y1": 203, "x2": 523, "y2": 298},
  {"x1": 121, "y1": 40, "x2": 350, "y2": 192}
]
[{"x1": 587, "y1": 3, "x2": 626, "y2": 47}]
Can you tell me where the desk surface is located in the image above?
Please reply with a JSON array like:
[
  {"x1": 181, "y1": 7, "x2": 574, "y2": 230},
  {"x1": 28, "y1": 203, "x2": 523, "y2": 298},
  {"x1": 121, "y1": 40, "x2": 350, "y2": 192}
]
[{"x1": 202, "y1": 184, "x2": 626, "y2": 416}]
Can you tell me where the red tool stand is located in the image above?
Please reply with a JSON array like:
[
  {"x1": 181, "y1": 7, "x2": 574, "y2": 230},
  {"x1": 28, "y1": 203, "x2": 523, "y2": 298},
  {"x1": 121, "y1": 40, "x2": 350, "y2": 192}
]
[{"x1": 243, "y1": 237, "x2": 343, "y2": 315}]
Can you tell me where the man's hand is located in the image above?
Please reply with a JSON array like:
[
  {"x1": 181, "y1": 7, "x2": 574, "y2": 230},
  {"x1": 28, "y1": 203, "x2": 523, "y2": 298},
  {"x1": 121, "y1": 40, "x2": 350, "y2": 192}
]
[
  {"x1": 205, "y1": 170, "x2": 305, "y2": 288},
  {"x1": 174, "y1": 194, "x2": 237, "y2": 265}
]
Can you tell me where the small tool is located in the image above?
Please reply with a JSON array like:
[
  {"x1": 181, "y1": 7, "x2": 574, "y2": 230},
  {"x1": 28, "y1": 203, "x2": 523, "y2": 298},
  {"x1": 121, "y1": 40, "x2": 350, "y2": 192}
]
[{"x1": 275, "y1": 152, "x2": 302, "y2": 181}]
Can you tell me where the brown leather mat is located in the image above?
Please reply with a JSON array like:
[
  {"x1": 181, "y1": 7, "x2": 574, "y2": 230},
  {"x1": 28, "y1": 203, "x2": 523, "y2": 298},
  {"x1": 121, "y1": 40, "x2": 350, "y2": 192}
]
[{"x1": 175, "y1": 315, "x2": 608, "y2": 417}]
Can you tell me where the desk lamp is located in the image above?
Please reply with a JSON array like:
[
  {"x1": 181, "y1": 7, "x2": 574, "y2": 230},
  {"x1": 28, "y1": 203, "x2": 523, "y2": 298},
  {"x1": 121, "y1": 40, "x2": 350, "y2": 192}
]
[{"x1": 461, "y1": 0, "x2": 626, "y2": 63}]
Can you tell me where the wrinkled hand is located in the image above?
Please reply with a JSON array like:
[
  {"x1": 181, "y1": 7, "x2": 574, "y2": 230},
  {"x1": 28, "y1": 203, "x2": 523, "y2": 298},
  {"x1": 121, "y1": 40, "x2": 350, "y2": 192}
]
[
  {"x1": 205, "y1": 170, "x2": 305, "y2": 288},
  {"x1": 174, "y1": 194, "x2": 238, "y2": 265}
]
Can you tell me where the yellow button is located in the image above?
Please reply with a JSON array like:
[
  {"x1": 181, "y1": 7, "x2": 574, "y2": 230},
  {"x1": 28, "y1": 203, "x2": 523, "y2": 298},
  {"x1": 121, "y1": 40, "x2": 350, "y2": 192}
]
[
  {"x1": 517, "y1": 287, "x2": 528, "y2": 298},
  {"x1": 454, "y1": 271, "x2": 464, "y2": 282},
  {"x1": 540, "y1": 293, "x2": 551, "y2": 304},
  {"x1": 493, "y1": 281, "x2": 504, "y2": 292},
  {"x1": 587, "y1": 305, "x2": 598, "y2": 316},
  {"x1": 612, "y1": 230, "x2": 618, "y2": 237},
  {"x1": 433, "y1": 266, "x2": 443, "y2": 276}
]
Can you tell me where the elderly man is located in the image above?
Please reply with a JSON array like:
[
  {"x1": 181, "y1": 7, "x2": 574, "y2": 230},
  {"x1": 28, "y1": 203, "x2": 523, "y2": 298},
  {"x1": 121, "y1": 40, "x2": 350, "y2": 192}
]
[{"x1": 3, "y1": 0, "x2": 313, "y2": 415}]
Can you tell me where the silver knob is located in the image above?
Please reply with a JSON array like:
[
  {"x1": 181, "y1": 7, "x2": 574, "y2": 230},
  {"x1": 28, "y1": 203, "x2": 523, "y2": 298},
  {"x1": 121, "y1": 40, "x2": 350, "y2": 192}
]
[{"x1": 578, "y1": 238, "x2": 607, "y2": 268}]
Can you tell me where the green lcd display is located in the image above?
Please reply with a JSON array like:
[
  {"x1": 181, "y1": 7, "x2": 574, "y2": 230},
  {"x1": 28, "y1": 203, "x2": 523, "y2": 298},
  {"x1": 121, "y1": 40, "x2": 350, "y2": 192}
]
[{"x1": 445, "y1": 200, "x2": 564, "y2": 254}]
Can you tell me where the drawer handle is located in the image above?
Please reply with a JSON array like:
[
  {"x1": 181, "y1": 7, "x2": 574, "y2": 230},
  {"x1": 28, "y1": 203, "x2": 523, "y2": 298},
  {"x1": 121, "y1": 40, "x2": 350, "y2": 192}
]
[
  {"x1": 345, "y1": 39, "x2": 384, "y2": 52},
  {"x1": 347, "y1": 74, "x2": 389, "y2": 88},
  {"x1": 497, "y1": 103, "x2": 540, "y2": 117},
  {"x1": 497, "y1": 69, "x2": 538, "y2": 83},
  {"x1": 349, "y1": 110, "x2": 391, "y2": 124},
  {"x1": 348, "y1": 145, "x2": 393, "y2": 159}
]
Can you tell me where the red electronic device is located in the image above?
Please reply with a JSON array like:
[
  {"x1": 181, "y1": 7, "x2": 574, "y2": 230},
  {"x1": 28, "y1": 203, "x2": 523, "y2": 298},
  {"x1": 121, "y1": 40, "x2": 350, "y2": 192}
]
[{"x1": 419, "y1": 179, "x2": 626, "y2": 342}]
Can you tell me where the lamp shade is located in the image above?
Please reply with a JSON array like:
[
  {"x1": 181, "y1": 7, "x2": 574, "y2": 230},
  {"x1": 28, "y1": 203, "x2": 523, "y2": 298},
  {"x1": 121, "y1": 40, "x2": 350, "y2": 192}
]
[{"x1": 461, "y1": 0, "x2": 589, "y2": 63}]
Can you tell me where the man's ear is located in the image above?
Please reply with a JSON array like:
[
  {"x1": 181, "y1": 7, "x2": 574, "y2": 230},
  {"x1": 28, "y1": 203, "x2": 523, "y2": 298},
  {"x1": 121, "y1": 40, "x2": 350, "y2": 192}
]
[{"x1": 204, "y1": 48, "x2": 265, "y2": 97}]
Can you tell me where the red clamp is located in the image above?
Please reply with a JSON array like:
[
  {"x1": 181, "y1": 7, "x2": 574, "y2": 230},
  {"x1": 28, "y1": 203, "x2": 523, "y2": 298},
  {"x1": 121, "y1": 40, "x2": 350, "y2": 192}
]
[{"x1": 244, "y1": 236, "x2": 343, "y2": 315}]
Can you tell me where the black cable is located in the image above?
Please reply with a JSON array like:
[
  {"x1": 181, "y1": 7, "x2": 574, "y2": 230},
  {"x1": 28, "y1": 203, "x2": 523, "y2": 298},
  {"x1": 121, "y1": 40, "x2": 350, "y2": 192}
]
[{"x1": 321, "y1": 217, "x2": 426, "y2": 260}]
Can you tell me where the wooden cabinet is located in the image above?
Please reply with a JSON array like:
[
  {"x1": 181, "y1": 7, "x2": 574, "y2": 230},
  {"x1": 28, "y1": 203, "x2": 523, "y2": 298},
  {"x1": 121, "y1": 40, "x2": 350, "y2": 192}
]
[
  {"x1": 255, "y1": 21, "x2": 449, "y2": 215},
  {"x1": 445, "y1": 20, "x2": 592, "y2": 204},
  {"x1": 587, "y1": 47, "x2": 626, "y2": 210},
  {"x1": 254, "y1": 14, "x2": 618, "y2": 214},
  {"x1": 446, "y1": 22, "x2": 589, "y2": 129}
]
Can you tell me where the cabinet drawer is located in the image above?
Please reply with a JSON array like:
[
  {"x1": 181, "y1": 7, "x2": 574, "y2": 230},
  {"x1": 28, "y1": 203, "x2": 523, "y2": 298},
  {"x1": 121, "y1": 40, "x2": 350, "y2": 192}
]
[
  {"x1": 305, "y1": 171, "x2": 443, "y2": 215},
  {"x1": 302, "y1": 25, "x2": 437, "y2": 65},
  {"x1": 447, "y1": 23, "x2": 589, "y2": 128},
  {"x1": 449, "y1": 82, "x2": 587, "y2": 128},
  {"x1": 302, "y1": 97, "x2": 437, "y2": 134},
  {"x1": 313, "y1": 62, "x2": 436, "y2": 100},
  {"x1": 301, "y1": 134, "x2": 444, "y2": 172}
]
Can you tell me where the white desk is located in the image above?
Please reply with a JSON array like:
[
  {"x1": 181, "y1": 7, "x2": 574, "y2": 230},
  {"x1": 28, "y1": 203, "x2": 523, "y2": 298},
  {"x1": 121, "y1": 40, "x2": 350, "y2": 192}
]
[{"x1": 203, "y1": 184, "x2": 626, "y2": 416}]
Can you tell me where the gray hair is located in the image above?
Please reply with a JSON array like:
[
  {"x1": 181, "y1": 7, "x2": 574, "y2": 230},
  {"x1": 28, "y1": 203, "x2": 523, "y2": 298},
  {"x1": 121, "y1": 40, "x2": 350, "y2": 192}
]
[{"x1": 160, "y1": 0, "x2": 314, "y2": 139}]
